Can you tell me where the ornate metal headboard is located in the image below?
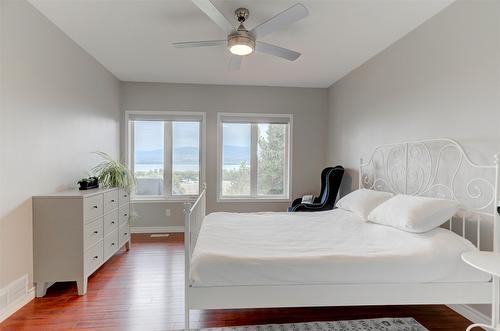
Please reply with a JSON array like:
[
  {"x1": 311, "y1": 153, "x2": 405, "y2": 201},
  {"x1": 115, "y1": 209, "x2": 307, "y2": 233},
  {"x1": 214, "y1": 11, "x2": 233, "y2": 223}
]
[{"x1": 359, "y1": 138, "x2": 499, "y2": 250}]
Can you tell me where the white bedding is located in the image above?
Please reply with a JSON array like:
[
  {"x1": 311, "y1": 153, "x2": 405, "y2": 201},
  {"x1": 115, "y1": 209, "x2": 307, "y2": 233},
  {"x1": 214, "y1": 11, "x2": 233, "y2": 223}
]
[{"x1": 190, "y1": 209, "x2": 489, "y2": 287}]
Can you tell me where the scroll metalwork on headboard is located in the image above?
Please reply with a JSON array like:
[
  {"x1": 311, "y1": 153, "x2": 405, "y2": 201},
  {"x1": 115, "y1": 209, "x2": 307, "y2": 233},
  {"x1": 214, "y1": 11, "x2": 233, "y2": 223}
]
[
  {"x1": 359, "y1": 139, "x2": 499, "y2": 251},
  {"x1": 359, "y1": 138, "x2": 498, "y2": 215}
]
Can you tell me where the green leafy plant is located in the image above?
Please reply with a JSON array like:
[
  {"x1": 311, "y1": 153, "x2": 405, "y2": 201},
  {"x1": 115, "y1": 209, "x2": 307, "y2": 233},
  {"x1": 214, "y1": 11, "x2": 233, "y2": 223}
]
[{"x1": 92, "y1": 152, "x2": 134, "y2": 192}]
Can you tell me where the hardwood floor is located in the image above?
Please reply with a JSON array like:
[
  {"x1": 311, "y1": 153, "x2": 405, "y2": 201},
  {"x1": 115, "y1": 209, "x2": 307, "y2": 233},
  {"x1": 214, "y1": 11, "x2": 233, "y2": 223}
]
[{"x1": 0, "y1": 233, "x2": 474, "y2": 330}]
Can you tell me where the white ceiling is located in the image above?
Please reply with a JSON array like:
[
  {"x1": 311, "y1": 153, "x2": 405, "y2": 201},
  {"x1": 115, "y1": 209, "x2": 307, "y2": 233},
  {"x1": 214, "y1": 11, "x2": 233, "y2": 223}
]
[{"x1": 29, "y1": 0, "x2": 454, "y2": 88}]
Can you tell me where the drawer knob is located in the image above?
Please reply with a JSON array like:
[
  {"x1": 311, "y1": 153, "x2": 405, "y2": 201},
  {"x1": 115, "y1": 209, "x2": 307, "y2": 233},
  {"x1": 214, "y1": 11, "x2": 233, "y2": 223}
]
[
  {"x1": 111, "y1": 199, "x2": 115, "y2": 202},
  {"x1": 124, "y1": 195, "x2": 128, "y2": 198},
  {"x1": 111, "y1": 221, "x2": 115, "y2": 224},
  {"x1": 93, "y1": 205, "x2": 98, "y2": 209},
  {"x1": 93, "y1": 255, "x2": 98, "y2": 259},
  {"x1": 111, "y1": 243, "x2": 115, "y2": 246},
  {"x1": 124, "y1": 232, "x2": 128, "y2": 236},
  {"x1": 93, "y1": 230, "x2": 99, "y2": 234}
]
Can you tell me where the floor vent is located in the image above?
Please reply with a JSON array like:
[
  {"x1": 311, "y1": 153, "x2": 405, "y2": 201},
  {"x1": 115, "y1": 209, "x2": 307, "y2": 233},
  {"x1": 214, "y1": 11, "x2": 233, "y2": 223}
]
[
  {"x1": 0, "y1": 274, "x2": 33, "y2": 323},
  {"x1": 150, "y1": 233, "x2": 170, "y2": 238},
  {"x1": 0, "y1": 290, "x2": 7, "y2": 311},
  {"x1": 8, "y1": 275, "x2": 28, "y2": 303}
]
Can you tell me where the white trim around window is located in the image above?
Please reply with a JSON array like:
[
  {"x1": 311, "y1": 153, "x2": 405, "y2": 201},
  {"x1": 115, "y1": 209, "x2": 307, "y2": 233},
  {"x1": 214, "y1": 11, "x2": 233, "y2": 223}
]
[
  {"x1": 124, "y1": 110, "x2": 206, "y2": 202},
  {"x1": 216, "y1": 112, "x2": 293, "y2": 202}
]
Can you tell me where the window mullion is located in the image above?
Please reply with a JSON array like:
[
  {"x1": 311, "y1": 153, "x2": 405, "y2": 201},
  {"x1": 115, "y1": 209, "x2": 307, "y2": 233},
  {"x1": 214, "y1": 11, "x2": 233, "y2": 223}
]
[
  {"x1": 284, "y1": 124, "x2": 290, "y2": 199},
  {"x1": 129, "y1": 121, "x2": 135, "y2": 194},
  {"x1": 218, "y1": 120, "x2": 223, "y2": 200},
  {"x1": 164, "y1": 121, "x2": 173, "y2": 198},
  {"x1": 250, "y1": 123, "x2": 258, "y2": 197}
]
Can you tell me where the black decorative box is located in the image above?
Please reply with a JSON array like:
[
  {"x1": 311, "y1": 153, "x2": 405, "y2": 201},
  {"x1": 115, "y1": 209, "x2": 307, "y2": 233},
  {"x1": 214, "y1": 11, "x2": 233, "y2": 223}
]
[{"x1": 78, "y1": 177, "x2": 99, "y2": 190}]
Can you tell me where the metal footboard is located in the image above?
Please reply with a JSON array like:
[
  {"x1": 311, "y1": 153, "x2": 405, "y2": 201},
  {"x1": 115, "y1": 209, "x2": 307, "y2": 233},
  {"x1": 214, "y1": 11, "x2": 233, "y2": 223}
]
[{"x1": 183, "y1": 183, "x2": 206, "y2": 330}]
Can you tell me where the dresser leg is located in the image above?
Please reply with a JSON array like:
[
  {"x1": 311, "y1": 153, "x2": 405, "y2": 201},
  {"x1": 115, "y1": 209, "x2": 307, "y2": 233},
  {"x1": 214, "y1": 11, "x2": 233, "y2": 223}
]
[
  {"x1": 35, "y1": 282, "x2": 48, "y2": 297},
  {"x1": 125, "y1": 239, "x2": 131, "y2": 251},
  {"x1": 77, "y1": 278, "x2": 88, "y2": 295}
]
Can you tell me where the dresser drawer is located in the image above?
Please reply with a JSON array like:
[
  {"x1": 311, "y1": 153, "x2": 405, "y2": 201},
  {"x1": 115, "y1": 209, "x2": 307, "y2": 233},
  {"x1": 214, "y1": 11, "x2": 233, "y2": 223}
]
[
  {"x1": 119, "y1": 189, "x2": 130, "y2": 206},
  {"x1": 103, "y1": 210, "x2": 119, "y2": 236},
  {"x1": 118, "y1": 204, "x2": 130, "y2": 225},
  {"x1": 84, "y1": 194, "x2": 103, "y2": 222},
  {"x1": 103, "y1": 190, "x2": 119, "y2": 213},
  {"x1": 85, "y1": 240, "x2": 103, "y2": 276},
  {"x1": 119, "y1": 223, "x2": 130, "y2": 247},
  {"x1": 104, "y1": 230, "x2": 119, "y2": 260},
  {"x1": 84, "y1": 218, "x2": 104, "y2": 250}
]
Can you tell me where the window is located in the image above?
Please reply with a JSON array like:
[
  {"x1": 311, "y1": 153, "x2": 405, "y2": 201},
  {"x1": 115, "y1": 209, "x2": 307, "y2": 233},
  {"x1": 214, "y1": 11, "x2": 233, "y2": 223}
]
[
  {"x1": 218, "y1": 113, "x2": 292, "y2": 201},
  {"x1": 133, "y1": 121, "x2": 165, "y2": 196},
  {"x1": 172, "y1": 122, "x2": 200, "y2": 196},
  {"x1": 127, "y1": 112, "x2": 204, "y2": 199}
]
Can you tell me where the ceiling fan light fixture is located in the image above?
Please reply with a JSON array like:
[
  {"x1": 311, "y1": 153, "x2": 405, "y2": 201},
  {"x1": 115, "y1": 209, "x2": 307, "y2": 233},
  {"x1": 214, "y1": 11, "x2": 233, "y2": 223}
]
[
  {"x1": 230, "y1": 44, "x2": 253, "y2": 56},
  {"x1": 227, "y1": 34, "x2": 255, "y2": 56}
]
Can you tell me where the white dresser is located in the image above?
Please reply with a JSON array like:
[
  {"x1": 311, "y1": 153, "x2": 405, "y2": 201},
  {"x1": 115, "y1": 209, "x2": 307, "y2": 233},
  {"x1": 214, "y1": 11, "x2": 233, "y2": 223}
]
[{"x1": 33, "y1": 187, "x2": 131, "y2": 296}]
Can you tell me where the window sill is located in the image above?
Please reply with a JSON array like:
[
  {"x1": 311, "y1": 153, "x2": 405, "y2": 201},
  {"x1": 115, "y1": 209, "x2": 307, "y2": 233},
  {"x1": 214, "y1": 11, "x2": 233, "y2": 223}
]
[
  {"x1": 217, "y1": 197, "x2": 291, "y2": 203},
  {"x1": 131, "y1": 196, "x2": 198, "y2": 204}
]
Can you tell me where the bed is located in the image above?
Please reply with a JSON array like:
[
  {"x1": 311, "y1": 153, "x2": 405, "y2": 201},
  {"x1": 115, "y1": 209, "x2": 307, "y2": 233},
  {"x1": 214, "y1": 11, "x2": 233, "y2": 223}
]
[
  {"x1": 183, "y1": 138, "x2": 499, "y2": 329},
  {"x1": 191, "y1": 209, "x2": 489, "y2": 287}
]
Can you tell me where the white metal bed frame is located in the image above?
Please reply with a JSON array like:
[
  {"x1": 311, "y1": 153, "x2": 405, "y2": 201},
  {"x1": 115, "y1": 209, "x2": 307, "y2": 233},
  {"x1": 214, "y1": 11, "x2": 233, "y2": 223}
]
[{"x1": 183, "y1": 138, "x2": 499, "y2": 330}]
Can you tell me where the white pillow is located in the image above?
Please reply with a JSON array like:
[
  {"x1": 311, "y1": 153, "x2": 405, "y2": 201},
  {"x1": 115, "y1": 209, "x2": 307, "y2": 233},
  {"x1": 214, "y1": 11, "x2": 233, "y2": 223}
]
[
  {"x1": 335, "y1": 189, "x2": 394, "y2": 220},
  {"x1": 367, "y1": 194, "x2": 459, "y2": 233}
]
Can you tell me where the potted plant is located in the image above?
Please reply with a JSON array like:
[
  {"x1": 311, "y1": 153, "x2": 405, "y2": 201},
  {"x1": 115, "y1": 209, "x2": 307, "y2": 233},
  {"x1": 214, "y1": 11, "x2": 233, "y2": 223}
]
[
  {"x1": 89, "y1": 176, "x2": 99, "y2": 187},
  {"x1": 78, "y1": 176, "x2": 99, "y2": 190},
  {"x1": 92, "y1": 152, "x2": 134, "y2": 193}
]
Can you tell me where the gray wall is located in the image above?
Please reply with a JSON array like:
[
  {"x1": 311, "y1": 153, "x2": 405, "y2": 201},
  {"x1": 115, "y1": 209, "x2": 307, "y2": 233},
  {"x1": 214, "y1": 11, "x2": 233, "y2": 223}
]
[
  {"x1": 326, "y1": 0, "x2": 500, "y2": 317},
  {"x1": 120, "y1": 82, "x2": 329, "y2": 228},
  {"x1": 0, "y1": 0, "x2": 120, "y2": 288},
  {"x1": 327, "y1": 0, "x2": 500, "y2": 191}
]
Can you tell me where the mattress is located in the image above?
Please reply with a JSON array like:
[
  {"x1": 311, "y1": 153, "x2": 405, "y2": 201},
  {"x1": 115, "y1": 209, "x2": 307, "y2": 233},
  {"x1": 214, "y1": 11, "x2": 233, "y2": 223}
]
[{"x1": 190, "y1": 209, "x2": 490, "y2": 287}]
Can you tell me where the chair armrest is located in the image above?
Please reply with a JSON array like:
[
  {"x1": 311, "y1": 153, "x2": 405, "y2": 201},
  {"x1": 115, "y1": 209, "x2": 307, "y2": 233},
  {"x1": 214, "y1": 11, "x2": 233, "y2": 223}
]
[
  {"x1": 291, "y1": 202, "x2": 327, "y2": 212},
  {"x1": 291, "y1": 197, "x2": 303, "y2": 208}
]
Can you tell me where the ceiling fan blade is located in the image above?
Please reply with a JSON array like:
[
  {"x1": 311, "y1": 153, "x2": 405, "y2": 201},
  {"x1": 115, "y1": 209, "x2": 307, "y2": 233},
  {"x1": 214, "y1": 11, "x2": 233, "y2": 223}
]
[
  {"x1": 172, "y1": 40, "x2": 226, "y2": 48},
  {"x1": 250, "y1": 3, "x2": 308, "y2": 39},
  {"x1": 228, "y1": 56, "x2": 242, "y2": 71},
  {"x1": 255, "y1": 41, "x2": 301, "y2": 61},
  {"x1": 192, "y1": 0, "x2": 235, "y2": 34}
]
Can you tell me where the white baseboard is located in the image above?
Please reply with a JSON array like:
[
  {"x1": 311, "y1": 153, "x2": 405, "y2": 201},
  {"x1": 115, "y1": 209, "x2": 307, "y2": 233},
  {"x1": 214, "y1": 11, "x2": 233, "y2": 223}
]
[
  {"x1": 130, "y1": 226, "x2": 184, "y2": 233},
  {"x1": 0, "y1": 274, "x2": 35, "y2": 323},
  {"x1": 448, "y1": 304, "x2": 490, "y2": 329}
]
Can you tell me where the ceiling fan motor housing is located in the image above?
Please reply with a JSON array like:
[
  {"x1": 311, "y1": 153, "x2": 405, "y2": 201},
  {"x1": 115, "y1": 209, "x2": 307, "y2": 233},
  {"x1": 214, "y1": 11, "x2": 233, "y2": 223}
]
[{"x1": 235, "y1": 8, "x2": 249, "y2": 23}]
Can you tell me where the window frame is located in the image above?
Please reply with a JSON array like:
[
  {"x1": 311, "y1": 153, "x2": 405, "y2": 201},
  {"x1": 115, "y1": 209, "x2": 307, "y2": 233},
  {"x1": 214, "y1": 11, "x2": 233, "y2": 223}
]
[
  {"x1": 125, "y1": 110, "x2": 206, "y2": 202},
  {"x1": 216, "y1": 112, "x2": 293, "y2": 202}
]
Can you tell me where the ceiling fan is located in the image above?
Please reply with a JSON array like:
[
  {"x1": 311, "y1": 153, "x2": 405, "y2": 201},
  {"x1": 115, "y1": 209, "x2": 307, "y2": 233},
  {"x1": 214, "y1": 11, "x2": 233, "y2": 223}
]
[{"x1": 172, "y1": 0, "x2": 308, "y2": 70}]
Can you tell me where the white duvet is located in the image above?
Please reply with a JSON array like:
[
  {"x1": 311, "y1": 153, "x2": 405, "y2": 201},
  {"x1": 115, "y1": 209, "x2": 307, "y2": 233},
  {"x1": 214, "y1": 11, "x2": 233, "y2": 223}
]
[{"x1": 190, "y1": 209, "x2": 489, "y2": 287}]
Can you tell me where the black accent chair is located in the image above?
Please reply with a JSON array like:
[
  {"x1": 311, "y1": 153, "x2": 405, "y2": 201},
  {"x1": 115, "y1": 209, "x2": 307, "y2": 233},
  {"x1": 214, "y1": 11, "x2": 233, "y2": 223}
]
[{"x1": 288, "y1": 166, "x2": 344, "y2": 212}]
